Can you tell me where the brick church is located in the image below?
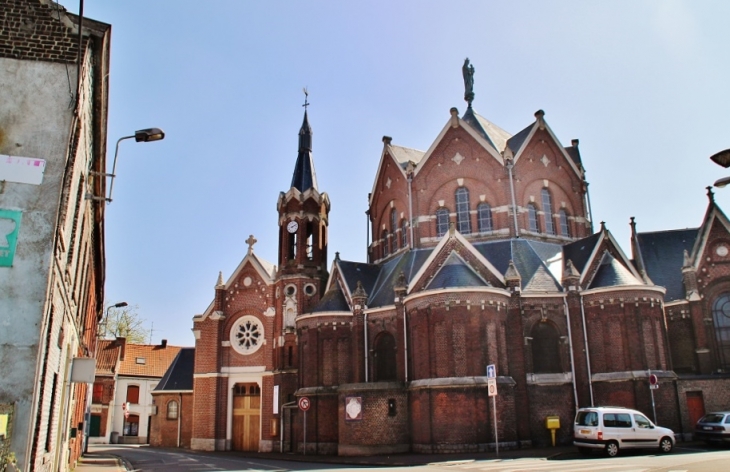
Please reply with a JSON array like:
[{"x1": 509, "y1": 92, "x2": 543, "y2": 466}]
[{"x1": 178, "y1": 60, "x2": 730, "y2": 454}]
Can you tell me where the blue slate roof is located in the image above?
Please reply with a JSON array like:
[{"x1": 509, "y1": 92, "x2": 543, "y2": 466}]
[
  {"x1": 564, "y1": 145, "x2": 583, "y2": 168},
  {"x1": 367, "y1": 250, "x2": 430, "y2": 308},
  {"x1": 290, "y1": 110, "x2": 318, "y2": 192},
  {"x1": 312, "y1": 285, "x2": 351, "y2": 313},
  {"x1": 637, "y1": 228, "x2": 698, "y2": 301},
  {"x1": 337, "y1": 260, "x2": 382, "y2": 297},
  {"x1": 155, "y1": 348, "x2": 195, "y2": 391},
  {"x1": 589, "y1": 253, "x2": 642, "y2": 288},
  {"x1": 563, "y1": 232, "x2": 601, "y2": 273},
  {"x1": 506, "y1": 123, "x2": 533, "y2": 154},
  {"x1": 426, "y1": 252, "x2": 489, "y2": 290},
  {"x1": 474, "y1": 239, "x2": 562, "y2": 292}
]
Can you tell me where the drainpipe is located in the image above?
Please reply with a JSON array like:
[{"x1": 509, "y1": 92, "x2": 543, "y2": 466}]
[
  {"x1": 579, "y1": 295, "x2": 595, "y2": 406},
  {"x1": 280, "y1": 401, "x2": 297, "y2": 453},
  {"x1": 584, "y1": 181, "x2": 594, "y2": 234},
  {"x1": 407, "y1": 171, "x2": 414, "y2": 249},
  {"x1": 506, "y1": 159, "x2": 519, "y2": 237},
  {"x1": 364, "y1": 312, "x2": 369, "y2": 382},
  {"x1": 563, "y1": 298, "x2": 580, "y2": 412},
  {"x1": 177, "y1": 394, "x2": 182, "y2": 448},
  {"x1": 403, "y1": 304, "x2": 409, "y2": 382}
]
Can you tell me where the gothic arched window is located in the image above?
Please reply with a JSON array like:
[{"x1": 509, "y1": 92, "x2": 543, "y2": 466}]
[
  {"x1": 382, "y1": 229, "x2": 389, "y2": 258},
  {"x1": 477, "y1": 203, "x2": 493, "y2": 233},
  {"x1": 436, "y1": 208, "x2": 450, "y2": 237},
  {"x1": 528, "y1": 203, "x2": 540, "y2": 232},
  {"x1": 391, "y1": 209, "x2": 398, "y2": 250},
  {"x1": 374, "y1": 332, "x2": 397, "y2": 381},
  {"x1": 559, "y1": 209, "x2": 570, "y2": 237},
  {"x1": 531, "y1": 321, "x2": 561, "y2": 373},
  {"x1": 401, "y1": 219, "x2": 408, "y2": 248},
  {"x1": 167, "y1": 400, "x2": 179, "y2": 420},
  {"x1": 712, "y1": 294, "x2": 730, "y2": 370},
  {"x1": 541, "y1": 188, "x2": 555, "y2": 235},
  {"x1": 455, "y1": 187, "x2": 471, "y2": 234}
]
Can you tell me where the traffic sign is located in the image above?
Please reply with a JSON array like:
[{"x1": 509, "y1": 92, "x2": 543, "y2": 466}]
[
  {"x1": 487, "y1": 364, "x2": 496, "y2": 379},
  {"x1": 298, "y1": 396, "x2": 311, "y2": 411},
  {"x1": 487, "y1": 378, "x2": 497, "y2": 397},
  {"x1": 649, "y1": 374, "x2": 658, "y2": 386}
]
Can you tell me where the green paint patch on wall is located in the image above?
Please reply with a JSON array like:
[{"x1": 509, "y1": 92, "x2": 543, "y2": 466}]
[{"x1": 0, "y1": 209, "x2": 22, "y2": 267}]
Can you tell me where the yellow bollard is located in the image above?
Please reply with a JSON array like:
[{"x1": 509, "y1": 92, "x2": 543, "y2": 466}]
[{"x1": 545, "y1": 416, "x2": 561, "y2": 447}]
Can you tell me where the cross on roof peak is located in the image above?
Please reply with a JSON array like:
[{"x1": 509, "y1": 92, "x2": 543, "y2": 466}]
[{"x1": 246, "y1": 234, "x2": 257, "y2": 253}]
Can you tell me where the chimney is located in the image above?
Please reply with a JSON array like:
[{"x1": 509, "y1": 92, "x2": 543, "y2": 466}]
[
  {"x1": 161, "y1": 339, "x2": 168, "y2": 348},
  {"x1": 116, "y1": 337, "x2": 127, "y2": 360}
]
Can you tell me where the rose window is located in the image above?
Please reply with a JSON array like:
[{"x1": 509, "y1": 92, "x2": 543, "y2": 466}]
[{"x1": 230, "y1": 316, "x2": 264, "y2": 355}]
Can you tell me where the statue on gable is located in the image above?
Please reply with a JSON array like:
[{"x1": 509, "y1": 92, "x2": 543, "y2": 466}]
[{"x1": 462, "y1": 58, "x2": 475, "y2": 106}]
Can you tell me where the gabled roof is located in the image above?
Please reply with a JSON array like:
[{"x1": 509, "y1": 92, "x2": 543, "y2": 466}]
[
  {"x1": 637, "y1": 228, "x2": 698, "y2": 302},
  {"x1": 473, "y1": 239, "x2": 562, "y2": 292},
  {"x1": 506, "y1": 123, "x2": 533, "y2": 155},
  {"x1": 690, "y1": 196, "x2": 730, "y2": 270},
  {"x1": 563, "y1": 232, "x2": 602, "y2": 274},
  {"x1": 334, "y1": 259, "x2": 382, "y2": 301},
  {"x1": 426, "y1": 251, "x2": 490, "y2": 290},
  {"x1": 589, "y1": 252, "x2": 643, "y2": 289},
  {"x1": 370, "y1": 250, "x2": 431, "y2": 307},
  {"x1": 461, "y1": 108, "x2": 512, "y2": 152},
  {"x1": 118, "y1": 343, "x2": 183, "y2": 378},
  {"x1": 96, "y1": 339, "x2": 122, "y2": 376},
  {"x1": 311, "y1": 284, "x2": 351, "y2": 313},
  {"x1": 390, "y1": 145, "x2": 425, "y2": 170},
  {"x1": 154, "y1": 348, "x2": 195, "y2": 392},
  {"x1": 574, "y1": 227, "x2": 644, "y2": 288}
]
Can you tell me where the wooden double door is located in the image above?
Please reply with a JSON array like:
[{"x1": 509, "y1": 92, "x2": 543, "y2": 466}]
[{"x1": 232, "y1": 383, "x2": 260, "y2": 451}]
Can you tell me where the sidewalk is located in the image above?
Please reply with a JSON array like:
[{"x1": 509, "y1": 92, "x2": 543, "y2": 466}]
[{"x1": 73, "y1": 453, "x2": 129, "y2": 472}]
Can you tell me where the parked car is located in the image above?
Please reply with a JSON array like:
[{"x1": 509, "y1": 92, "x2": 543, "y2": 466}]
[
  {"x1": 694, "y1": 411, "x2": 730, "y2": 445},
  {"x1": 573, "y1": 406, "x2": 675, "y2": 457}
]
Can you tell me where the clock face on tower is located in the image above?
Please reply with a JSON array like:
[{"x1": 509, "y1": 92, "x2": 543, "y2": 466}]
[{"x1": 287, "y1": 220, "x2": 299, "y2": 233}]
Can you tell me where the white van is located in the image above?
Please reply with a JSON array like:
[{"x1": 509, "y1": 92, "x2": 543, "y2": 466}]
[{"x1": 573, "y1": 406, "x2": 675, "y2": 457}]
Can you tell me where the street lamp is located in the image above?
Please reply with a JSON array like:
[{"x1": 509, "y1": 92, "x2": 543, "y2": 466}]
[
  {"x1": 100, "y1": 301, "x2": 128, "y2": 337},
  {"x1": 87, "y1": 127, "x2": 165, "y2": 203},
  {"x1": 710, "y1": 149, "x2": 730, "y2": 168}
]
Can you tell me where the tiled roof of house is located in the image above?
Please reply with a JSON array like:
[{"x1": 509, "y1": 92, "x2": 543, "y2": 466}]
[
  {"x1": 95, "y1": 339, "x2": 121, "y2": 376},
  {"x1": 118, "y1": 343, "x2": 183, "y2": 378}
]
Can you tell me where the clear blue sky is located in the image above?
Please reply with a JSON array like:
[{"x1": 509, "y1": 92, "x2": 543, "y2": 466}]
[{"x1": 79, "y1": 0, "x2": 730, "y2": 347}]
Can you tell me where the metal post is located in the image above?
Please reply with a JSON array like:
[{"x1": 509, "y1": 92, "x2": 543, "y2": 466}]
[
  {"x1": 303, "y1": 410, "x2": 307, "y2": 455},
  {"x1": 649, "y1": 370, "x2": 657, "y2": 424},
  {"x1": 492, "y1": 396, "x2": 499, "y2": 456}
]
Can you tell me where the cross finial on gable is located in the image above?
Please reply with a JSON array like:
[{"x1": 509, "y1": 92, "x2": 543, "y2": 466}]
[
  {"x1": 707, "y1": 185, "x2": 715, "y2": 203},
  {"x1": 246, "y1": 234, "x2": 257, "y2": 254}
]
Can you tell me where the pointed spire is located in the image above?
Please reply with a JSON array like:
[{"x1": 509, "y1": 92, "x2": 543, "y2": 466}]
[
  {"x1": 504, "y1": 260, "x2": 521, "y2": 282},
  {"x1": 565, "y1": 259, "x2": 580, "y2": 278},
  {"x1": 683, "y1": 249, "x2": 692, "y2": 269},
  {"x1": 216, "y1": 271, "x2": 224, "y2": 287},
  {"x1": 353, "y1": 280, "x2": 367, "y2": 299},
  {"x1": 290, "y1": 92, "x2": 318, "y2": 192}
]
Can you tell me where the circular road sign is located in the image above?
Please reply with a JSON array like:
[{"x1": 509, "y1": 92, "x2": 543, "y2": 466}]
[
  {"x1": 298, "y1": 396, "x2": 311, "y2": 411},
  {"x1": 649, "y1": 374, "x2": 658, "y2": 386}
]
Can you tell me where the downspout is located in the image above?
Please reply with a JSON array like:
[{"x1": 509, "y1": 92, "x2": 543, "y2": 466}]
[
  {"x1": 177, "y1": 393, "x2": 182, "y2": 448},
  {"x1": 407, "y1": 171, "x2": 414, "y2": 249},
  {"x1": 563, "y1": 298, "x2": 580, "y2": 412},
  {"x1": 584, "y1": 181, "x2": 594, "y2": 234},
  {"x1": 579, "y1": 294, "x2": 595, "y2": 406},
  {"x1": 366, "y1": 208, "x2": 371, "y2": 263},
  {"x1": 506, "y1": 159, "x2": 519, "y2": 237},
  {"x1": 403, "y1": 304, "x2": 409, "y2": 382},
  {"x1": 364, "y1": 312, "x2": 369, "y2": 382},
  {"x1": 280, "y1": 401, "x2": 297, "y2": 453}
]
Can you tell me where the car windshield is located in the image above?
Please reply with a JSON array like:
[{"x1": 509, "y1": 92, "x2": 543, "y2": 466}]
[
  {"x1": 575, "y1": 411, "x2": 598, "y2": 426},
  {"x1": 699, "y1": 413, "x2": 726, "y2": 424}
]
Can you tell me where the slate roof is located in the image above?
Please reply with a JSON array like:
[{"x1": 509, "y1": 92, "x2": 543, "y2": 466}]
[
  {"x1": 589, "y1": 253, "x2": 642, "y2": 289},
  {"x1": 637, "y1": 228, "x2": 698, "y2": 301},
  {"x1": 389, "y1": 145, "x2": 425, "y2": 170},
  {"x1": 154, "y1": 348, "x2": 195, "y2": 392},
  {"x1": 474, "y1": 239, "x2": 562, "y2": 292},
  {"x1": 336, "y1": 260, "x2": 382, "y2": 297},
  {"x1": 462, "y1": 108, "x2": 512, "y2": 152},
  {"x1": 563, "y1": 232, "x2": 602, "y2": 273},
  {"x1": 119, "y1": 343, "x2": 183, "y2": 378},
  {"x1": 290, "y1": 110, "x2": 318, "y2": 192},
  {"x1": 95, "y1": 339, "x2": 122, "y2": 376},
  {"x1": 312, "y1": 285, "x2": 350, "y2": 313},
  {"x1": 427, "y1": 252, "x2": 489, "y2": 290},
  {"x1": 506, "y1": 123, "x2": 533, "y2": 154},
  {"x1": 564, "y1": 145, "x2": 583, "y2": 168}
]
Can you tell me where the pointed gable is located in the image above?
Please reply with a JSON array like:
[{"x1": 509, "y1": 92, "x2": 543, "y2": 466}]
[
  {"x1": 426, "y1": 251, "x2": 490, "y2": 290},
  {"x1": 311, "y1": 284, "x2": 351, "y2": 313},
  {"x1": 290, "y1": 110, "x2": 318, "y2": 192},
  {"x1": 588, "y1": 252, "x2": 643, "y2": 289},
  {"x1": 461, "y1": 107, "x2": 512, "y2": 152},
  {"x1": 563, "y1": 232, "x2": 602, "y2": 274},
  {"x1": 155, "y1": 348, "x2": 195, "y2": 391},
  {"x1": 690, "y1": 194, "x2": 730, "y2": 270},
  {"x1": 473, "y1": 239, "x2": 563, "y2": 293}
]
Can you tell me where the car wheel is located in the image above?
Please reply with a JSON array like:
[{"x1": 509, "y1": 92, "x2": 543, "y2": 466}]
[
  {"x1": 659, "y1": 437, "x2": 673, "y2": 453},
  {"x1": 605, "y1": 441, "x2": 619, "y2": 457},
  {"x1": 578, "y1": 447, "x2": 591, "y2": 455}
]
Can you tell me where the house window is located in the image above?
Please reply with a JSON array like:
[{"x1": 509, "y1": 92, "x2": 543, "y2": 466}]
[
  {"x1": 531, "y1": 321, "x2": 561, "y2": 373},
  {"x1": 559, "y1": 209, "x2": 570, "y2": 237},
  {"x1": 126, "y1": 385, "x2": 140, "y2": 404},
  {"x1": 401, "y1": 219, "x2": 408, "y2": 248},
  {"x1": 528, "y1": 203, "x2": 540, "y2": 232},
  {"x1": 541, "y1": 188, "x2": 555, "y2": 235},
  {"x1": 436, "y1": 208, "x2": 450, "y2": 237},
  {"x1": 391, "y1": 209, "x2": 398, "y2": 250},
  {"x1": 123, "y1": 414, "x2": 139, "y2": 436},
  {"x1": 455, "y1": 187, "x2": 471, "y2": 234},
  {"x1": 382, "y1": 230, "x2": 389, "y2": 258},
  {"x1": 92, "y1": 382, "x2": 104, "y2": 404},
  {"x1": 712, "y1": 293, "x2": 730, "y2": 370},
  {"x1": 167, "y1": 400, "x2": 179, "y2": 420},
  {"x1": 477, "y1": 203, "x2": 493, "y2": 233}
]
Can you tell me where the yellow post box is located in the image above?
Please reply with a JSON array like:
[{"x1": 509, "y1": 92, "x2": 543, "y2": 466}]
[{"x1": 545, "y1": 416, "x2": 560, "y2": 446}]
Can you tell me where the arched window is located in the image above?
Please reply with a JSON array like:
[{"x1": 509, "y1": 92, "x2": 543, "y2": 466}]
[
  {"x1": 167, "y1": 400, "x2": 179, "y2": 420},
  {"x1": 436, "y1": 208, "x2": 450, "y2": 237},
  {"x1": 382, "y1": 230, "x2": 389, "y2": 258},
  {"x1": 531, "y1": 321, "x2": 561, "y2": 373},
  {"x1": 455, "y1": 187, "x2": 471, "y2": 234},
  {"x1": 391, "y1": 209, "x2": 398, "y2": 250},
  {"x1": 477, "y1": 203, "x2": 493, "y2": 233},
  {"x1": 528, "y1": 203, "x2": 540, "y2": 232},
  {"x1": 559, "y1": 209, "x2": 570, "y2": 237},
  {"x1": 401, "y1": 219, "x2": 408, "y2": 248},
  {"x1": 541, "y1": 188, "x2": 555, "y2": 235},
  {"x1": 374, "y1": 332, "x2": 397, "y2": 381},
  {"x1": 712, "y1": 294, "x2": 730, "y2": 370}
]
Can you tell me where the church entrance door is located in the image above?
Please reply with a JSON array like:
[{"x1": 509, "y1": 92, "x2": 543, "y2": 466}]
[{"x1": 232, "y1": 383, "x2": 261, "y2": 451}]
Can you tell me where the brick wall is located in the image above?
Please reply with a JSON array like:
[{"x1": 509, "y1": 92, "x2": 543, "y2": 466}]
[{"x1": 149, "y1": 392, "x2": 193, "y2": 448}]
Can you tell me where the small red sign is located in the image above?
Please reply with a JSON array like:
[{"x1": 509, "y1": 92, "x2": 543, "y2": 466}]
[
  {"x1": 649, "y1": 374, "x2": 658, "y2": 386},
  {"x1": 298, "y1": 396, "x2": 311, "y2": 411}
]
